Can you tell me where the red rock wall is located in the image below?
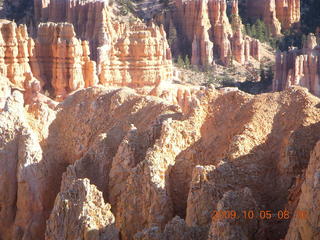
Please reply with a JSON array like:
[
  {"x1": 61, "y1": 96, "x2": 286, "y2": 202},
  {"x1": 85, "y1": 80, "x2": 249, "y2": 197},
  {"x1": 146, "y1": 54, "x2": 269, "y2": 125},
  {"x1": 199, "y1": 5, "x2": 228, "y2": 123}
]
[
  {"x1": 173, "y1": 0, "x2": 260, "y2": 66},
  {"x1": 0, "y1": 20, "x2": 32, "y2": 89},
  {"x1": 273, "y1": 34, "x2": 320, "y2": 97},
  {"x1": 246, "y1": 0, "x2": 300, "y2": 35},
  {"x1": 99, "y1": 21, "x2": 173, "y2": 87},
  {"x1": 33, "y1": 23, "x2": 98, "y2": 101}
]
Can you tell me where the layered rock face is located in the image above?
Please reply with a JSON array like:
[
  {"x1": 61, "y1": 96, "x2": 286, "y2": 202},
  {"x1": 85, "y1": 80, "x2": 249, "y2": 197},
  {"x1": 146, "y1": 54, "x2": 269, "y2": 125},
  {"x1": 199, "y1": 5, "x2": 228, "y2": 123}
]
[
  {"x1": 275, "y1": 0, "x2": 301, "y2": 30},
  {"x1": 0, "y1": 18, "x2": 173, "y2": 100},
  {"x1": 246, "y1": 0, "x2": 300, "y2": 35},
  {"x1": 0, "y1": 20, "x2": 32, "y2": 88},
  {"x1": 33, "y1": 0, "x2": 109, "y2": 54},
  {"x1": 32, "y1": 22, "x2": 98, "y2": 100},
  {"x1": 273, "y1": 34, "x2": 320, "y2": 97},
  {"x1": 45, "y1": 174, "x2": 118, "y2": 240},
  {"x1": 285, "y1": 141, "x2": 320, "y2": 240},
  {"x1": 1, "y1": 83, "x2": 320, "y2": 239},
  {"x1": 173, "y1": 0, "x2": 261, "y2": 66},
  {"x1": 32, "y1": 0, "x2": 173, "y2": 89},
  {"x1": 99, "y1": 22, "x2": 173, "y2": 87}
]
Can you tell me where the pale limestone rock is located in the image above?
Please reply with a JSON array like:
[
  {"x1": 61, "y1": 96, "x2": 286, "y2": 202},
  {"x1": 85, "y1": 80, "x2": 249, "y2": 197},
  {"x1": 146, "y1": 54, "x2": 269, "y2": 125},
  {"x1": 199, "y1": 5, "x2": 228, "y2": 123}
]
[
  {"x1": 0, "y1": 91, "x2": 55, "y2": 240},
  {"x1": 0, "y1": 76, "x2": 12, "y2": 111},
  {"x1": 45, "y1": 175, "x2": 118, "y2": 240},
  {"x1": 273, "y1": 34, "x2": 320, "y2": 97},
  {"x1": 32, "y1": 0, "x2": 173, "y2": 90},
  {"x1": 285, "y1": 141, "x2": 320, "y2": 240},
  {"x1": 247, "y1": 0, "x2": 300, "y2": 35},
  {"x1": 263, "y1": 0, "x2": 282, "y2": 36},
  {"x1": 0, "y1": 21, "x2": 31, "y2": 88},
  {"x1": 207, "y1": 188, "x2": 262, "y2": 240},
  {"x1": 275, "y1": 0, "x2": 301, "y2": 30},
  {"x1": 34, "y1": 22, "x2": 97, "y2": 101},
  {"x1": 99, "y1": 22, "x2": 173, "y2": 87},
  {"x1": 134, "y1": 216, "x2": 207, "y2": 240},
  {"x1": 173, "y1": 0, "x2": 261, "y2": 66}
]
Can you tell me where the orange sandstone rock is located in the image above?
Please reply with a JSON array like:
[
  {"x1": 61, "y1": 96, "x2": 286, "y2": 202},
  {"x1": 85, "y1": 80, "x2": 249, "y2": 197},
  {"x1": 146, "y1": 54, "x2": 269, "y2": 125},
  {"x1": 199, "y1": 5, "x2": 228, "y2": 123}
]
[
  {"x1": 273, "y1": 34, "x2": 320, "y2": 97},
  {"x1": 99, "y1": 21, "x2": 173, "y2": 87},
  {"x1": 247, "y1": 0, "x2": 300, "y2": 35},
  {"x1": 173, "y1": 0, "x2": 261, "y2": 66},
  {"x1": 33, "y1": 22, "x2": 97, "y2": 100},
  {"x1": 0, "y1": 21, "x2": 32, "y2": 88}
]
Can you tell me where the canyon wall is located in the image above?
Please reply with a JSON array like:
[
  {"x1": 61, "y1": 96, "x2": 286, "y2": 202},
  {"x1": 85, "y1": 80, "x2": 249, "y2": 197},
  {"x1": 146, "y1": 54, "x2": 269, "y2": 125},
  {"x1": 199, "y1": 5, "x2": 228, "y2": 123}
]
[
  {"x1": 0, "y1": 20, "x2": 32, "y2": 89},
  {"x1": 99, "y1": 21, "x2": 173, "y2": 87},
  {"x1": 246, "y1": 0, "x2": 300, "y2": 35},
  {"x1": 33, "y1": 22, "x2": 98, "y2": 100},
  {"x1": 273, "y1": 34, "x2": 320, "y2": 97},
  {"x1": 0, "y1": 1, "x2": 173, "y2": 100},
  {"x1": 172, "y1": 0, "x2": 261, "y2": 66},
  {"x1": 32, "y1": 0, "x2": 173, "y2": 88},
  {"x1": 2, "y1": 84, "x2": 320, "y2": 239}
]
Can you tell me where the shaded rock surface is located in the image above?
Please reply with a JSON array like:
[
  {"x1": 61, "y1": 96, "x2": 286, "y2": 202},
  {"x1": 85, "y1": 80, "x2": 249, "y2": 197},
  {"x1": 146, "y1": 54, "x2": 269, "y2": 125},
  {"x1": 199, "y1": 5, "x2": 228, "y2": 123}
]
[
  {"x1": 45, "y1": 174, "x2": 118, "y2": 240},
  {"x1": 273, "y1": 34, "x2": 320, "y2": 97},
  {"x1": 246, "y1": 0, "x2": 300, "y2": 35},
  {"x1": 1, "y1": 84, "x2": 320, "y2": 240}
]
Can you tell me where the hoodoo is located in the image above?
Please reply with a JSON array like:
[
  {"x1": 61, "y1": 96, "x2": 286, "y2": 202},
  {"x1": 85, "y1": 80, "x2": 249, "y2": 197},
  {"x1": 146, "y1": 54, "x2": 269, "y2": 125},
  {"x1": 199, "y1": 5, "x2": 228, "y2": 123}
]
[{"x1": 0, "y1": 0, "x2": 320, "y2": 240}]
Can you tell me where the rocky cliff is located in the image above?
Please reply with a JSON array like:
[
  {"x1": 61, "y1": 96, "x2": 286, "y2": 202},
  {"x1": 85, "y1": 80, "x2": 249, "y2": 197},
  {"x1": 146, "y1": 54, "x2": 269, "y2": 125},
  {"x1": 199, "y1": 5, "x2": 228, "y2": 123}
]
[
  {"x1": 32, "y1": 0, "x2": 173, "y2": 87},
  {"x1": 99, "y1": 21, "x2": 173, "y2": 88},
  {"x1": 163, "y1": 0, "x2": 261, "y2": 66},
  {"x1": 33, "y1": 22, "x2": 98, "y2": 100},
  {"x1": 1, "y1": 83, "x2": 320, "y2": 239},
  {"x1": 0, "y1": 20, "x2": 31, "y2": 89},
  {"x1": 0, "y1": 18, "x2": 173, "y2": 100},
  {"x1": 246, "y1": 0, "x2": 300, "y2": 35},
  {"x1": 273, "y1": 34, "x2": 320, "y2": 97},
  {"x1": 285, "y1": 140, "x2": 320, "y2": 240}
]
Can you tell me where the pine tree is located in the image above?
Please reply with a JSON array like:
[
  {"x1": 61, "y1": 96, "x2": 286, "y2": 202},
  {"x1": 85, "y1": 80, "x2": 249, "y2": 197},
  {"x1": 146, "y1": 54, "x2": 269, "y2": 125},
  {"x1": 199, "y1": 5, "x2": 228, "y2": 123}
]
[
  {"x1": 177, "y1": 55, "x2": 184, "y2": 68},
  {"x1": 184, "y1": 55, "x2": 190, "y2": 69}
]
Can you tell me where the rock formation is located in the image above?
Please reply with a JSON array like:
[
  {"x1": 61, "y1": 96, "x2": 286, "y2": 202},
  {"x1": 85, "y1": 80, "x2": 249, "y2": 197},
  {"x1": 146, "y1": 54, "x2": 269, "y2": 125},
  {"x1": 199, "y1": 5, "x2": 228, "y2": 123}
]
[
  {"x1": 1, "y1": 1, "x2": 320, "y2": 240},
  {"x1": 33, "y1": 22, "x2": 98, "y2": 100},
  {"x1": 273, "y1": 34, "x2": 320, "y2": 97},
  {"x1": 99, "y1": 21, "x2": 173, "y2": 87},
  {"x1": 32, "y1": 0, "x2": 173, "y2": 89},
  {"x1": 1, "y1": 80, "x2": 320, "y2": 240},
  {"x1": 207, "y1": 188, "x2": 262, "y2": 239},
  {"x1": 33, "y1": 0, "x2": 109, "y2": 58},
  {"x1": 275, "y1": 0, "x2": 301, "y2": 30},
  {"x1": 0, "y1": 20, "x2": 32, "y2": 88},
  {"x1": 45, "y1": 174, "x2": 118, "y2": 240},
  {"x1": 172, "y1": 0, "x2": 261, "y2": 66},
  {"x1": 0, "y1": 18, "x2": 173, "y2": 100},
  {"x1": 246, "y1": 0, "x2": 300, "y2": 35},
  {"x1": 285, "y1": 141, "x2": 320, "y2": 240}
]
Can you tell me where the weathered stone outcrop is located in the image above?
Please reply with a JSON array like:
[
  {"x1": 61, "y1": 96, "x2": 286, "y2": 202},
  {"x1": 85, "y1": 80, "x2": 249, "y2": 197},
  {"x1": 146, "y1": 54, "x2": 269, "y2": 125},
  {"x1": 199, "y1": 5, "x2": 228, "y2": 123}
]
[
  {"x1": 0, "y1": 20, "x2": 32, "y2": 88},
  {"x1": 1, "y1": 84, "x2": 320, "y2": 240},
  {"x1": 0, "y1": 90, "x2": 56, "y2": 240},
  {"x1": 0, "y1": 76, "x2": 12, "y2": 111},
  {"x1": 263, "y1": 0, "x2": 282, "y2": 36},
  {"x1": 33, "y1": 22, "x2": 98, "y2": 100},
  {"x1": 172, "y1": 0, "x2": 261, "y2": 66},
  {"x1": 45, "y1": 174, "x2": 119, "y2": 240},
  {"x1": 275, "y1": 0, "x2": 301, "y2": 30},
  {"x1": 273, "y1": 34, "x2": 320, "y2": 97},
  {"x1": 0, "y1": 17, "x2": 173, "y2": 100},
  {"x1": 207, "y1": 188, "x2": 262, "y2": 240},
  {"x1": 99, "y1": 21, "x2": 173, "y2": 87},
  {"x1": 33, "y1": 0, "x2": 109, "y2": 58},
  {"x1": 134, "y1": 216, "x2": 207, "y2": 240},
  {"x1": 0, "y1": 20, "x2": 98, "y2": 101},
  {"x1": 32, "y1": 0, "x2": 173, "y2": 89},
  {"x1": 246, "y1": 0, "x2": 300, "y2": 35},
  {"x1": 285, "y1": 141, "x2": 320, "y2": 240}
]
